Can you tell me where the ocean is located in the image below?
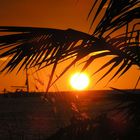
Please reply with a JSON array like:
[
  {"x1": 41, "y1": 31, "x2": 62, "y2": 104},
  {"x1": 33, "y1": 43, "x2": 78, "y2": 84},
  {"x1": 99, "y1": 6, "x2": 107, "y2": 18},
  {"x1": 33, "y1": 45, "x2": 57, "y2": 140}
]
[{"x1": 0, "y1": 90, "x2": 140, "y2": 139}]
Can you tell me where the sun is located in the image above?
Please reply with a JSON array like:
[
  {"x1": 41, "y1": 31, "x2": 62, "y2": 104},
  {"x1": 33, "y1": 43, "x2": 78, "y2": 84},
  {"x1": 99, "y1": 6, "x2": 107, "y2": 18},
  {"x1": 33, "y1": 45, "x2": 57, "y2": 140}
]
[{"x1": 70, "y1": 72, "x2": 90, "y2": 90}]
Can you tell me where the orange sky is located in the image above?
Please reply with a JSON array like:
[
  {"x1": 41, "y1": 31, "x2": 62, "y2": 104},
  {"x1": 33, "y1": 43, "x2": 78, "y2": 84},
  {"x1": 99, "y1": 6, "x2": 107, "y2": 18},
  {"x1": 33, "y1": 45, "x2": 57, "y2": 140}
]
[{"x1": 0, "y1": 0, "x2": 140, "y2": 92}]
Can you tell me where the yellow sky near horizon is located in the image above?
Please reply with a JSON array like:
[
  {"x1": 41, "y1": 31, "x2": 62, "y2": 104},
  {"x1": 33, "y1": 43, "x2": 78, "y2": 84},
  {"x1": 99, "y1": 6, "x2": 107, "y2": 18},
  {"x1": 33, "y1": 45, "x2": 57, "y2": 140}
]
[{"x1": 0, "y1": 0, "x2": 140, "y2": 92}]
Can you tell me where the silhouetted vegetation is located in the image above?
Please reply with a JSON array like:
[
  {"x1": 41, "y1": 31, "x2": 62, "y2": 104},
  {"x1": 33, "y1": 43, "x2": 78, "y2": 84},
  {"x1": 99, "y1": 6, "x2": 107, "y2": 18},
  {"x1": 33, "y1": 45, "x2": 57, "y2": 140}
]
[
  {"x1": 0, "y1": 0, "x2": 139, "y2": 91},
  {"x1": 0, "y1": 0, "x2": 140, "y2": 139}
]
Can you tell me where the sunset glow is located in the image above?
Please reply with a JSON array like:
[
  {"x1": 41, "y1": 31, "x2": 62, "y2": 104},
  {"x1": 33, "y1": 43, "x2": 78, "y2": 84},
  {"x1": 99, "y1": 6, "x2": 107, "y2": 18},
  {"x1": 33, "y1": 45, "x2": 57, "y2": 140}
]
[{"x1": 70, "y1": 72, "x2": 89, "y2": 90}]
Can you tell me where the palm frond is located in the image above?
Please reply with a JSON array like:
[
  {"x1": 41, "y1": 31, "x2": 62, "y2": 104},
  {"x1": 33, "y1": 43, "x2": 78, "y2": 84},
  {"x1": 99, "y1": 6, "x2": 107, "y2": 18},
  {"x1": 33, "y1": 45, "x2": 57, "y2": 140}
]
[
  {"x1": 0, "y1": 27, "x2": 94, "y2": 72},
  {"x1": 82, "y1": 28, "x2": 140, "y2": 83},
  {"x1": 0, "y1": 0, "x2": 139, "y2": 90},
  {"x1": 0, "y1": 25, "x2": 140, "y2": 89},
  {"x1": 88, "y1": 0, "x2": 140, "y2": 37},
  {"x1": 0, "y1": 27, "x2": 104, "y2": 90}
]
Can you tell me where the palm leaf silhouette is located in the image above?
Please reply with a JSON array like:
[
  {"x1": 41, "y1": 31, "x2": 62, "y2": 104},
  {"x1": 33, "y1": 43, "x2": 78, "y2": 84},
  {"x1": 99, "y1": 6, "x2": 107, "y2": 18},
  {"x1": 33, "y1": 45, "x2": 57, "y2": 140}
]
[{"x1": 0, "y1": 0, "x2": 140, "y2": 91}]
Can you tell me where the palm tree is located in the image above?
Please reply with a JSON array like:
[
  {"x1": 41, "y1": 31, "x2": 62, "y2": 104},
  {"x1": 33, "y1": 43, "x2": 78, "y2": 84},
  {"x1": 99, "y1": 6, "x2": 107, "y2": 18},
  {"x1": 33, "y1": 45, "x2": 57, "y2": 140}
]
[
  {"x1": 0, "y1": 1, "x2": 140, "y2": 139},
  {"x1": 0, "y1": 0, "x2": 139, "y2": 91}
]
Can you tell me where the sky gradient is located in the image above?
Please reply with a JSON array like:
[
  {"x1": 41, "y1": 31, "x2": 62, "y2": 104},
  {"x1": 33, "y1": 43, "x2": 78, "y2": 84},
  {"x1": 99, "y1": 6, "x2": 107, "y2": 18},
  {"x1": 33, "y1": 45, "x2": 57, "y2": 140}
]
[{"x1": 0, "y1": 0, "x2": 139, "y2": 92}]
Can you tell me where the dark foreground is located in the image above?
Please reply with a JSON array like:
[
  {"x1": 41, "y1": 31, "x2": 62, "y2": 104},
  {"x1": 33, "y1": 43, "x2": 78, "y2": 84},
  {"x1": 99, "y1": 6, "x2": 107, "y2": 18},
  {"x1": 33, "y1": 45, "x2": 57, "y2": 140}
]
[{"x1": 0, "y1": 90, "x2": 140, "y2": 140}]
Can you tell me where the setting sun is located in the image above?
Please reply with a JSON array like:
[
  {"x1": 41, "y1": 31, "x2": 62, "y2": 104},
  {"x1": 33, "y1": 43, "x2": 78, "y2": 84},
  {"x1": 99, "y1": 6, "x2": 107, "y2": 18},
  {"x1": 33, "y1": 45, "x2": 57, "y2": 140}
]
[{"x1": 70, "y1": 72, "x2": 89, "y2": 90}]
